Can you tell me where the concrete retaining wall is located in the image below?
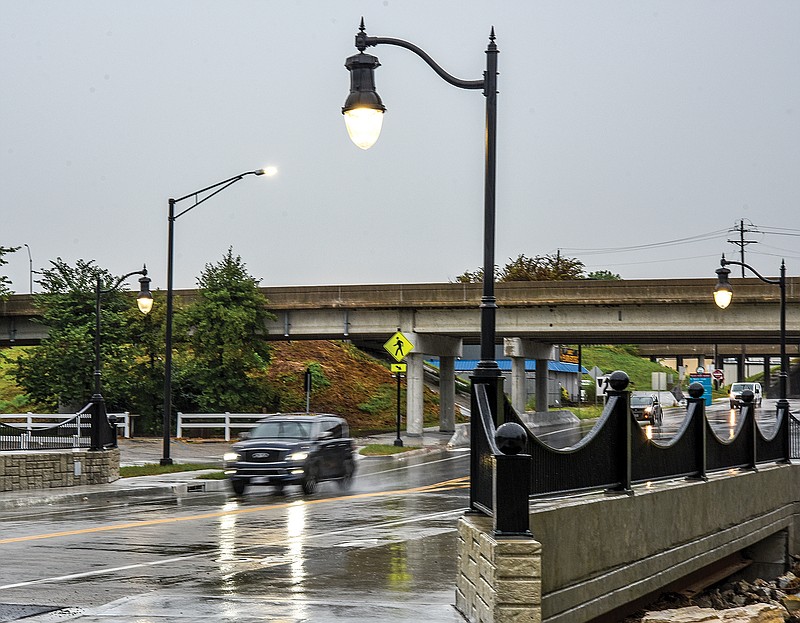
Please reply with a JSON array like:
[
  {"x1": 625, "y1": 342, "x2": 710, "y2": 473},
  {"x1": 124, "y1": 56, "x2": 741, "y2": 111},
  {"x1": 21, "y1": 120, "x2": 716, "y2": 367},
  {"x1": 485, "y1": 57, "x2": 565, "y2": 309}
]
[
  {"x1": 457, "y1": 463, "x2": 800, "y2": 623},
  {"x1": 0, "y1": 449, "x2": 120, "y2": 491}
]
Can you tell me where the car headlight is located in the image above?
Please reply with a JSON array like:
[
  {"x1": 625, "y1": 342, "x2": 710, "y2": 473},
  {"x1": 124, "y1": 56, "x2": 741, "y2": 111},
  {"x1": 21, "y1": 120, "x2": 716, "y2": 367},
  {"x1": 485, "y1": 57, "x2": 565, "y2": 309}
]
[
  {"x1": 644, "y1": 407, "x2": 651, "y2": 414},
  {"x1": 223, "y1": 452, "x2": 241, "y2": 462},
  {"x1": 287, "y1": 451, "x2": 309, "y2": 462}
]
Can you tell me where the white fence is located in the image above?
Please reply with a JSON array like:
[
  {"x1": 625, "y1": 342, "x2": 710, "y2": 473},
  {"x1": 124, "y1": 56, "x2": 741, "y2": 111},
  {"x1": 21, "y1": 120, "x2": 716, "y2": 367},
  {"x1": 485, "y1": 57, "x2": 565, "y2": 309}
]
[
  {"x1": 0, "y1": 412, "x2": 135, "y2": 438},
  {"x1": 176, "y1": 413, "x2": 264, "y2": 441}
]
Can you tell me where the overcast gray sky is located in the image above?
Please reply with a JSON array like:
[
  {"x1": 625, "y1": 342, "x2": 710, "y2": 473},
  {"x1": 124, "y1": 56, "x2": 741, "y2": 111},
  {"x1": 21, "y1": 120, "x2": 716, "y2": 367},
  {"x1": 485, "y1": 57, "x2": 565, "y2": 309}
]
[{"x1": 2, "y1": 1, "x2": 798, "y2": 293}]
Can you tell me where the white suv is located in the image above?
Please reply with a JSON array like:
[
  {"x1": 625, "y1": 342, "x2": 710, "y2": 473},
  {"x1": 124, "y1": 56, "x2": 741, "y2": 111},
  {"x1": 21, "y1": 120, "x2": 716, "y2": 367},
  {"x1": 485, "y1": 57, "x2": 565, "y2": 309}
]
[{"x1": 729, "y1": 382, "x2": 763, "y2": 408}]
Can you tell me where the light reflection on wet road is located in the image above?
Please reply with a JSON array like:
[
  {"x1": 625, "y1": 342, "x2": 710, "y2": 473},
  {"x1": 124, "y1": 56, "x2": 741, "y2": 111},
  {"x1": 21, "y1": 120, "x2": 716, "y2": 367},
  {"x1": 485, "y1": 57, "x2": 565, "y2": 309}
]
[{"x1": 0, "y1": 452, "x2": 470, "y2": 615}]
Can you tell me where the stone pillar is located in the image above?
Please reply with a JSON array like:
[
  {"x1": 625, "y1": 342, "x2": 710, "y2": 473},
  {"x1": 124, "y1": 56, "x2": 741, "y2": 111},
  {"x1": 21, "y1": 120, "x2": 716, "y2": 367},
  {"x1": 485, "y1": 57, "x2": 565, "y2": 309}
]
[
  {"x1": 439, "y1": 355, "x2": 456, "y2": 433},
  {"x1": 406, "y1": 352, "x2": 424, "y2": 436},
  {"x1": 456, "y1": 514, "x2": 542, "y2": 623},
  {"x1": 535, "y1": 360, "x2": 549, "y2": 413},
  {"x1": 510, "y1": 356, "x2": 527, "y2": 414},
  {"x1": 697, "y1": 355, "x2": 706, "y2": 371}
]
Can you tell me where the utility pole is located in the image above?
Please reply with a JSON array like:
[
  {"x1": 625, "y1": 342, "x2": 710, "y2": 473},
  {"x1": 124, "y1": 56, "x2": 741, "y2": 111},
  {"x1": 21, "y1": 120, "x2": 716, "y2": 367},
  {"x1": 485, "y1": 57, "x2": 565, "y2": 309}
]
[{"x1": 727, "y1": 219, "x2": 758, "y2": 277}]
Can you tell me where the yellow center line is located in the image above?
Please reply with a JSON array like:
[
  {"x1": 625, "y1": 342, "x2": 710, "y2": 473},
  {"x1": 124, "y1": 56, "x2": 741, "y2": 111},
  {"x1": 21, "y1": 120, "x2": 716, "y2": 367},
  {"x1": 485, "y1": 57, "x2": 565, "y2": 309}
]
[{"x1": 0, "y1": 478, "x2": 469, "y2": 545}]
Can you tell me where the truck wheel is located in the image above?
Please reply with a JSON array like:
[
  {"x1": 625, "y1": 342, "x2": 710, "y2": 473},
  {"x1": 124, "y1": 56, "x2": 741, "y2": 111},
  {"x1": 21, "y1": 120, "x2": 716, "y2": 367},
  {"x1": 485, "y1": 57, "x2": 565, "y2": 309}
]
[
  {"x1": 301, "y1": 464, "x2": 318, "y2": 495},
  {"x1": 231, "y1": 479, "x2": 246, "y2": 496}
]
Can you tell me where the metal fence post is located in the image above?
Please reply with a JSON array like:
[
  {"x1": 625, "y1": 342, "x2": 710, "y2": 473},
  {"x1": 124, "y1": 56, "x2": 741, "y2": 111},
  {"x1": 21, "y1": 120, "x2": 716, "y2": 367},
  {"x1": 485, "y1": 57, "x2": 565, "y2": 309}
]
[
  {"x1": 606, "y1": 371, "x2": 633, "y2": 494},
  {"x1": 686, "y1": 383, "x2": 708, "y2": 480},
  {"x1": 493, "y1": 422, "x2": 532, "y2": 537}
]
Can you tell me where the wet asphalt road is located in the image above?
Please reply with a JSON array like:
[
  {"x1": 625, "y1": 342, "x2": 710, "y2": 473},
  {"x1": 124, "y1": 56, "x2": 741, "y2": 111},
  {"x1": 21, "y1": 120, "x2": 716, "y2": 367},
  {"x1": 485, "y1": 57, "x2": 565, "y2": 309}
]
[{"x1": 0, "y1": 450, "x2": 470, "y2": 621}]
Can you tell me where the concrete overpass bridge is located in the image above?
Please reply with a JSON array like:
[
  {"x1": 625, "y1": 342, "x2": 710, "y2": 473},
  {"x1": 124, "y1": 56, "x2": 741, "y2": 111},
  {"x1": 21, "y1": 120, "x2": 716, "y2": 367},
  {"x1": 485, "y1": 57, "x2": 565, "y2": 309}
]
[{"x1": 3, "y1": 277, "x2": 799, "y2": 433}]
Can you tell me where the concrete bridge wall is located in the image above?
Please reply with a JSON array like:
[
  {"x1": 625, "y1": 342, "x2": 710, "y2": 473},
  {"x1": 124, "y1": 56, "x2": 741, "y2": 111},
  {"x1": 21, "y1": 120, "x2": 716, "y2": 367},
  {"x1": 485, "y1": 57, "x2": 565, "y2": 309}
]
[{"x1": 457, "y1": 463, "x2": 800, "y2": 623}]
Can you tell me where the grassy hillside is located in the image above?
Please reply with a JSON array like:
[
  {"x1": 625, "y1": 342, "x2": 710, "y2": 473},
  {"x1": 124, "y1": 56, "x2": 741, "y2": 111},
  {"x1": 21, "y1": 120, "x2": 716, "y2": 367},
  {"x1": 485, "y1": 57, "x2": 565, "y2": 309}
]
[
  {"x1": 0, "y1": 347, "x2": 36, "y2": 412},
  {"x1": 579, "y1": 345, "x2": 679, "y2": 393},
  {"x1": 264, "y1": 340, "x2": 445, "y2": 434}
]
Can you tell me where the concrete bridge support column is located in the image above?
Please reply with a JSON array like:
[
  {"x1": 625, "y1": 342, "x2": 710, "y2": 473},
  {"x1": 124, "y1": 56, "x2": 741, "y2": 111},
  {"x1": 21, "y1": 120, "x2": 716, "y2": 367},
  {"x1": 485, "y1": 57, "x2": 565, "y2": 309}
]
[
  {"x1": 403, "y1": 334, "x2": 462, "y2": 436},
  {"x1": 439, "y1": 356, "x2": 456, "y2": 433},
  {"x1": 510, "y1": 356, "x2": 527, "y2": 414},
  {"x1": 406, "y1": 352, "x2": 424, "y2": 437},
  {"x1": 763, "y1": 357, "x2": 772, "y2": 392},
  {"x1": 535, "y1": 360, "x2": 549, "y2": 413},
  {"x1": 505, "y1": 339, "x2": 556, "y2": 415}
]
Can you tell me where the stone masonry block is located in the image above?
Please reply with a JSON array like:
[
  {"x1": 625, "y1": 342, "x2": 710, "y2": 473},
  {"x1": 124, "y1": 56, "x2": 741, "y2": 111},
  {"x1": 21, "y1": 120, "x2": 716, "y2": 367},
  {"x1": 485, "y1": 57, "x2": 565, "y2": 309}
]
[
  {"x1": 495, "y1": 579, "x2": 541, "y2": 604},
  {"x1": 477, "y1": 574, "x2": 497, "y2": 607},
  {"x1": 466, "y1": 556, "x2": 480, "y2": 584},
  {"x1": 496, "y1": 555, "x2": 541, "y2": 579},
  {"x1": 494, "y1": 605, "x2": 542, "y2": 623}
]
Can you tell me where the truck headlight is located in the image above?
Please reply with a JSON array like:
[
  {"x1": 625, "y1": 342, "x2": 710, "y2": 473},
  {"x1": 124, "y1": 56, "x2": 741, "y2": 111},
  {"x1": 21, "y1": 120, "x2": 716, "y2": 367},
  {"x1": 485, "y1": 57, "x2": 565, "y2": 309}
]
[
  {"x1": 223, "y1": 452, "x2": 241, "y2": 462},
  {"x1": 287, "y1": 451, "x2": 309, "y2": 462}
]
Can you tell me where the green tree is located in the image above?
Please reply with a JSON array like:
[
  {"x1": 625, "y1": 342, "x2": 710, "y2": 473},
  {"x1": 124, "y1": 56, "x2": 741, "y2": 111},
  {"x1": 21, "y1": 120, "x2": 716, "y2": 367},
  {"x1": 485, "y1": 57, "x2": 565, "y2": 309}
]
[
  {"x1": 586, "y1": 270, "x2": 621, "y2": 280},
  {"x1": 13, "y1": 258, "x2": 162, "y2": 417},
  {"x1": 498, "y1": 252, "x2": 585, "y2": 282},
  {"x1": 455, "y1": 253, "x2": 625, "y2": 283},
  {"x1": 177, "y1": 248, "x2": 276, "y2": 412},
  {"x1": 0, "y1": 245, "x2": 20, "y2": 299}
]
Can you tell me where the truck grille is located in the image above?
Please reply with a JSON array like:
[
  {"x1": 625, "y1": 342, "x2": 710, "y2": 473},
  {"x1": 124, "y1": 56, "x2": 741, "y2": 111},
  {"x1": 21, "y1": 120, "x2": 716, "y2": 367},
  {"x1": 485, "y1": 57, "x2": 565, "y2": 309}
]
[{"x1": 244, "y1": 449, "x2": 285, "y2": 462}]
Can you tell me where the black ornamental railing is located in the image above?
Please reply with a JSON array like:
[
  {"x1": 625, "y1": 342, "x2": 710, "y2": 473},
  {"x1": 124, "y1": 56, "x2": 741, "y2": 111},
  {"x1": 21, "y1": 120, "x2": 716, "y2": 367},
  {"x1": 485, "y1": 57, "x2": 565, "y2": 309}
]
[{"x1": 470, "y1": 370, "x2": 793, "y2": 534}]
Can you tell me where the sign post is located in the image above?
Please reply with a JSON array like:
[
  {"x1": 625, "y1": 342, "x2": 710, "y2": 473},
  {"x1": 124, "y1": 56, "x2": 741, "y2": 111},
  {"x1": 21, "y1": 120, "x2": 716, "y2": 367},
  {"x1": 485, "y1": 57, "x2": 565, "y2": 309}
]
[
  {"x1": 304, "y1": 367, "x2": 312, "y2": 413},
  {"x1": 712, "y1": 368, "x2": 725, "y2": 390},
  {"x1": 384, "y1": 332, "x2": 414, "y2": 447}
]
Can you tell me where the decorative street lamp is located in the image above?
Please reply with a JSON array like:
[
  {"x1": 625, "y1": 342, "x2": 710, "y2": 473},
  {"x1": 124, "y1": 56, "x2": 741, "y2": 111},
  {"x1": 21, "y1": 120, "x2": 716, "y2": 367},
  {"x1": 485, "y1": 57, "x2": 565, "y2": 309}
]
[
  {"x1": 161, "y1": 167, "x2": 277, "y2": 465},
  {"x1": 91, "y1": 266, "x2": 153, "y2": 450},
  {"x1": 713, "y1": 254, "x2": 789, "y2": 418},
  {"x1": 342, "y1": 18, "x2": 503, "y2": 407}
]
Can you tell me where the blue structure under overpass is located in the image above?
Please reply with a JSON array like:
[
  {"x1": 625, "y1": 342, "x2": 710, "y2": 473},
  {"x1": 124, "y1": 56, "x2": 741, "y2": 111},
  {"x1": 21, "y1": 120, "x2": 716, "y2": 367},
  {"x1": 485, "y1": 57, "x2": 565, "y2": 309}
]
[{"x1": 427, "y1": 358, "x2": 589, "y2": 409}]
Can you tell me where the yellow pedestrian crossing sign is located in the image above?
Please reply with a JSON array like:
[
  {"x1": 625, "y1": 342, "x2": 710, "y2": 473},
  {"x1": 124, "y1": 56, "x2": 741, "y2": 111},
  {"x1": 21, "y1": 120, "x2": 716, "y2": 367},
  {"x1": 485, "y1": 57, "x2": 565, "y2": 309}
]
[
  {"x1": 384, "y1": 331, "x2": 414, "y2": 362},
  {"x1": 390, "y1": 363, "x2": 407, "y2": 374}
]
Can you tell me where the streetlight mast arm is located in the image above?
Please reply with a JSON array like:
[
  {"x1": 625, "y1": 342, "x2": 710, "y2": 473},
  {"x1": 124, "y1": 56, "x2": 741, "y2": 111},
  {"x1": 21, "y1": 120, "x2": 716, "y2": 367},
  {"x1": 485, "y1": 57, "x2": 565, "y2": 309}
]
[{"x1": 172, "y1": 170, "x2": 264, "y2": 219}]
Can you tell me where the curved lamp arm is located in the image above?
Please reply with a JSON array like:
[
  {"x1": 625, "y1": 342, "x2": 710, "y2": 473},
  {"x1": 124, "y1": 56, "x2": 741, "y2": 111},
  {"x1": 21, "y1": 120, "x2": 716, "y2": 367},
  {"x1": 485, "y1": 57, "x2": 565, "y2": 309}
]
[
  {"x1": 356, "y1": 23, "x2": 486, "y2": 91},
  {"x1": 719, "y1": 255, "x2": 781, "y2": 286}
]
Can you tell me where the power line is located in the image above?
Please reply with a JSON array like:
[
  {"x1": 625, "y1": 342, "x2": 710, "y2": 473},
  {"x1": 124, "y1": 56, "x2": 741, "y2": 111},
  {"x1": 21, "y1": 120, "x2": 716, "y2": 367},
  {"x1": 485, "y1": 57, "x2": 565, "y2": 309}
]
[{"x1": 559, "y1": 228, "x2": 729, "y2": 256}]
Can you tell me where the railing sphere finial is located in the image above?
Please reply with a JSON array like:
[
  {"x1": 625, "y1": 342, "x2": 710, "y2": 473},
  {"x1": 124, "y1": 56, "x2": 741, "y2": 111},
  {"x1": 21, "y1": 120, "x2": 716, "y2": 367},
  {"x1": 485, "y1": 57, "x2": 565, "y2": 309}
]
[
  {"x1": 495, "y1": 422, "x2": 527, "y2": 455},
  {"x1": 688, "y1": 382, "x2": 705, "y2": 399},
  {"x1": 609, "y1": 370, "x2": 630, "y2": 391}
]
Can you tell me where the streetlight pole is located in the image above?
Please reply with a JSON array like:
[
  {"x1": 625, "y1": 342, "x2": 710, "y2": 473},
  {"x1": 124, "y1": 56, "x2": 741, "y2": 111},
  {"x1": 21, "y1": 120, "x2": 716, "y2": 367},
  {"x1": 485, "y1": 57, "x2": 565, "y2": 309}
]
[
  {"x1": 341, "y1": 18, "x2": 502, "y2": 395},
  {"x1": 713, "y1": 254, "x2": 789, "y2": 418},
  {"x1": 23, "y1": 244, "x2": 32, "y2": 294},
  {"x1": 160, "y1": 167, "x2": 276, "y2": 465},
  {"x1": 92, "y1": 267, "x2": 153, "y2": 450}
]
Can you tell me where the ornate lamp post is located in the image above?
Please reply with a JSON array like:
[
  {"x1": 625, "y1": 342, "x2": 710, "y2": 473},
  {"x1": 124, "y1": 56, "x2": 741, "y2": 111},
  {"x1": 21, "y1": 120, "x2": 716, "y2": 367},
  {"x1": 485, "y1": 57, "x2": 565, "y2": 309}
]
[
  {"x1": 713, "y1": 254, "x2": 789, "y2": 418},
  {"x1": 161, "y1": 167, "x2": 276, "y2": 465},
  {"x1": 341, "y1": 18, "x2": 503, "y2": 404},
  {"x1": 91, "y1": 267, "x2": 153, "y2": 450}
]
